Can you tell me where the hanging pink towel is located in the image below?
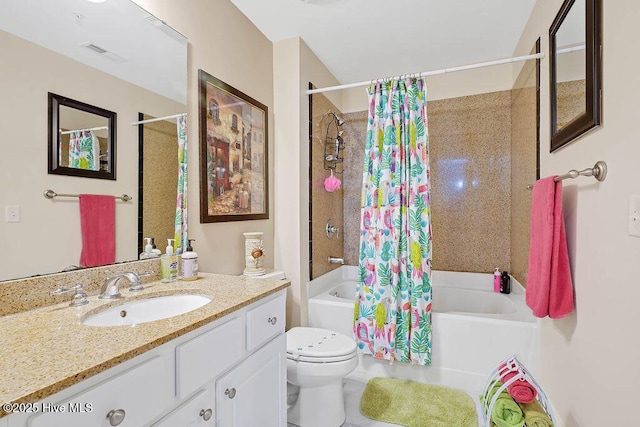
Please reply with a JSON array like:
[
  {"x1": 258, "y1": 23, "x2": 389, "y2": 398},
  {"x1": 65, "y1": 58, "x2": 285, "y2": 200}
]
[
  {"x1": 79, "y1": 194, "x2": 115, "y2": 267},
  {"x1": 526, "y1": 176, "x2": 574, "y2": 318}
]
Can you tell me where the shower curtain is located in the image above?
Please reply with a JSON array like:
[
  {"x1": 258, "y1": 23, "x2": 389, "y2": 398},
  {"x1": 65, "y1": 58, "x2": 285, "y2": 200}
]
[
  {"x1": 354, "y1": 77, "x2": 433, "y2": 366},
  {"x1": 69, "y1": 130, "x2": 99, "y2": 171},
  {"x1": 174, "y1": 114, "x2": 188, "y2": 253}
]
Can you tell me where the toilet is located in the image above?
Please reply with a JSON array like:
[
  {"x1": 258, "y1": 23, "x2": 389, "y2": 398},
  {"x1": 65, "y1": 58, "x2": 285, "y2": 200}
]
[
  {"x1": 246, "y1": 270, "x2": 358, "y2": 426},
  {"x1": 286, "y1": 327, "x2": 358, "y2": 427}
]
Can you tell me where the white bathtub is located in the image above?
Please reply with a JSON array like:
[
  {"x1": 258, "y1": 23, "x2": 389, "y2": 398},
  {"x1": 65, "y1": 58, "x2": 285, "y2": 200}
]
[{"x1": 307, "y1": 266, "x2": 538, "y2": 392}]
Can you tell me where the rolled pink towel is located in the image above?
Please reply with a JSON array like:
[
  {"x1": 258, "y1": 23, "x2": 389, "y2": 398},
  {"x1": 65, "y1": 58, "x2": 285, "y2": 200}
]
[{"x1": 499, "y1": 363, "x2": 537, "y2": 404}]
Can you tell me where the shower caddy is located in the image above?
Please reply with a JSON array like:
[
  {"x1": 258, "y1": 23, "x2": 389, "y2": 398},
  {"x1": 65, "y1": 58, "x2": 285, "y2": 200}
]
[{"x1": 481, "y1": 356, "x2": 555, "y2": 427}]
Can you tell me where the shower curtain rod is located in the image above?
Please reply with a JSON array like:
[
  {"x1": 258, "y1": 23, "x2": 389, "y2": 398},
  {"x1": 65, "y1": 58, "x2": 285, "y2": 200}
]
[
  {"x1": 130, "y1": 113, "x2": 187, "y2": 126},
  {"x1": 306, "y1": 52, "x2": 545, "y2": 95},
  {"x1": 59, "y1": 126, "x2": 108, "y2": 135}
]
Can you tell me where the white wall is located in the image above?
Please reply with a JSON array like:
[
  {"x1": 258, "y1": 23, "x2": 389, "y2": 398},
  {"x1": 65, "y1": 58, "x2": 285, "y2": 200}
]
[
  {"x1": 273, "y1": 37, "x2": 343, "y2": 328},
  {"x1": 0, "y1": 29, "x2": 183, "y2": 281},
  {"x1": 133, "y1": 0, "x2": 275, "y2": 275},
  {"x1": 514, "y1": 1, "x2": 640, "y2": 425}
]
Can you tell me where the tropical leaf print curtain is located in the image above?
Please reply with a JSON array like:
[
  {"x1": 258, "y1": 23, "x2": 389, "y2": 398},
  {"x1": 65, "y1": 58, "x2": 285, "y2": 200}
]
[
  {"x1": 174, "y1": 114, "x2": 188, "y2": 253},
  {"x1": 354, "y1": 78, "x2": 433, "y2": 366},
  {"x1": 69, "y1": 130, "x2": 99, "y2": 171}
]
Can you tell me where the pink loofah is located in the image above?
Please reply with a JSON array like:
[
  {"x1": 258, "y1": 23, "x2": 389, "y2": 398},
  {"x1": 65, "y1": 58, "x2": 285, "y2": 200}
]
[{"x1": 324, "y1": 174, "x2": 342, "y2": 192}]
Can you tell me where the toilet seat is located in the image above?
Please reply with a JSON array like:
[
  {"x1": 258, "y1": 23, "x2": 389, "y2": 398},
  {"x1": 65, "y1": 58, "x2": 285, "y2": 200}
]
[{"x1": 287, "y1": 327, "x2": 357, "y2": 363}]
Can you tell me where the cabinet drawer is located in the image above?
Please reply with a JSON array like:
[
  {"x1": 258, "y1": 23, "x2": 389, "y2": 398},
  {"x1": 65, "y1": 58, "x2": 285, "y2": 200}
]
[
  {"x1": 246, "y1": 293, "x2": 285, "y2": 351},
  {"x1": 28, "y1": 356, "x2": 172, "y2": 427},
  {"x1": 176, "y1": 317, "x2": 244, "y2": 399}
]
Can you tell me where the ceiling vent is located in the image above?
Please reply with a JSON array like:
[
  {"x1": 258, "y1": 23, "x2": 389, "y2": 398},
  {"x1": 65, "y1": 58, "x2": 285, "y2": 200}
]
[{"x1": 80, "y1": 42, "x2": 127, "y2": 63}]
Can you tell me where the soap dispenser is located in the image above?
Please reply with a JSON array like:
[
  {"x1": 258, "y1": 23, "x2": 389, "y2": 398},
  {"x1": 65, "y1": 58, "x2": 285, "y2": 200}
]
[
  {"x1": 150, "y1": 237, "x2": 162, "y2": 257},
  {"x1": 140, "y1": 237, "x2": 154, "y2": 259},
  {"x1": 181, "y1": 239, "x2": 198, "y2": 281},
  {"x1": 161, "y1": 239, "x2": 179, "y2": 283}
]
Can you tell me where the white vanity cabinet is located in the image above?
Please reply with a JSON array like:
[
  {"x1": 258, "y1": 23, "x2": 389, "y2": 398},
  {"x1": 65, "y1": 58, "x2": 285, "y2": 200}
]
[
  {"x1": 216, "y1": 334, "x2": 286, "y2": 426},
  {"x1": 6, "y1": 290, "x2": 286, "y2": 427}
]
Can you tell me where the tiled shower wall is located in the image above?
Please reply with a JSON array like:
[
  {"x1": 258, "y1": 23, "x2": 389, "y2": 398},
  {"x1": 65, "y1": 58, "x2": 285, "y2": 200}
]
[
  {"x1": 342, "y1": 91, "x2": 518, "y2": 274},
  {"x1": 309, "y1": 94, "x2": 344, "y2": 279},
  {"x1": 142, "y1": 115, "x2": 178, "y2": 253},
  {"x1": 317, "y1": 60, "x2": 540, "y2": 277}
]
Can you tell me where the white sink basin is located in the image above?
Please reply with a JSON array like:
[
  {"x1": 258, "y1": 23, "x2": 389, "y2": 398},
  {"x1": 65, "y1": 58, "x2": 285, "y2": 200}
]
[{"x1": 82, "y1": 294, "x2": 211, "y2": 327}]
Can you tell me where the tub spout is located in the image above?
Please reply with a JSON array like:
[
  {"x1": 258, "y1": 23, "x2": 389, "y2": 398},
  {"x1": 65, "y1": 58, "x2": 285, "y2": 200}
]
[{"x1": 328, "y1": 256, "x2": 344, "y2": 265}]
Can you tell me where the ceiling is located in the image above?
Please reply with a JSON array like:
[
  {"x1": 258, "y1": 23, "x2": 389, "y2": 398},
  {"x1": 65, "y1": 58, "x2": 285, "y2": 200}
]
[
  {"x1": 230, "y1": 0, "x2": 538, "y2": 84},
  {"x1": 0, "y1": 0, "x2": 187, "y2": 103}
]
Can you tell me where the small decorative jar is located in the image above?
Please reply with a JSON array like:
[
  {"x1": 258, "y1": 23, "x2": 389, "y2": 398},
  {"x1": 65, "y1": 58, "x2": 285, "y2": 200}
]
[{"x1": 243, "y1": 232, "x2": 266, "y2": 276}]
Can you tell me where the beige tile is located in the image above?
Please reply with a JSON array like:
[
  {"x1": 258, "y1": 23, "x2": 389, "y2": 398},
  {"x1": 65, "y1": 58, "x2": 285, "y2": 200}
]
[{"x1": 310, "y1": 94, "x2": 344, "y2": 279}]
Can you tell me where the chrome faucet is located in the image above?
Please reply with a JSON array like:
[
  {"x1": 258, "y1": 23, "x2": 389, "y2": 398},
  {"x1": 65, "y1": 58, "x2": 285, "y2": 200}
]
[
  {"x1": 328, "y1": 256, "x2": 345, "y2": 265},
  {"x1": 99, "y1": 272, "x2": 143, "y2": 300}
]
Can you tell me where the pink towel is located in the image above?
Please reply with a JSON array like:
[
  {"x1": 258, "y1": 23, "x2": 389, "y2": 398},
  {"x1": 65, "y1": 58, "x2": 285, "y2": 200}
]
[
  {"x1": 79, "y1": 194, "x2": 115, "y2": 267},
  {"x1": 499, "y1": 363, "x2": 537, "y2": 403},
  {"x1": 526, "y1": 176, "x2": 574, "y2": 318}
]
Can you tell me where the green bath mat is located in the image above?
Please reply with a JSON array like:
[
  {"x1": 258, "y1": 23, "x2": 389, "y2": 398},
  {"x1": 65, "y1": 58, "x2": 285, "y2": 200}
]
[{"x1": 360, "y1": 377, "x2": 478, "y2": 427}]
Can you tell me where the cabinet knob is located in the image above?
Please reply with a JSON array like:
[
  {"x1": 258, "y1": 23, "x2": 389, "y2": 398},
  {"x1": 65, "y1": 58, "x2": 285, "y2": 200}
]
[
  {"x1": 106, "y1": 409, "x2": 126, "y2": 426},
  {"x1": 200, "y1": 408, "x2": 213, "y2": 421},
  {"x1": 225, "y1": 387, "x2": 237, "y2": 399},
  {"x1": 267, "y1": 316, "x2": 277, "y2": 325}
]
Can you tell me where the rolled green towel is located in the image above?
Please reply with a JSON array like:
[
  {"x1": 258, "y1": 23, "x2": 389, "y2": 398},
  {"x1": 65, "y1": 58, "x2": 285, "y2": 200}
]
[
  {"x1": 482, "y1": 382, "x2": 525, "y2": 427},
  {"x1": 519, "y1": 399, "x2": 554, "y2": 427}
]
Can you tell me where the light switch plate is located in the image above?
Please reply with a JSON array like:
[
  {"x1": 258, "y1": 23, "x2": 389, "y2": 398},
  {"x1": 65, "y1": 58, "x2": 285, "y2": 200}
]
[
  {"x1": 629, "y1": 195, "x2": 640, "y2": 237},
  {"x1": 5, "y1": 205, "x2": 20, "y2": 223}
]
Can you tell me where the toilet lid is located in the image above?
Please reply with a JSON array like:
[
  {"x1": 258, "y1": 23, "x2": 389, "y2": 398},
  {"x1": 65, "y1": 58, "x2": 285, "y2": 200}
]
[{"x1": 287, "y1": 327, "x2": 357, "y2": 362}]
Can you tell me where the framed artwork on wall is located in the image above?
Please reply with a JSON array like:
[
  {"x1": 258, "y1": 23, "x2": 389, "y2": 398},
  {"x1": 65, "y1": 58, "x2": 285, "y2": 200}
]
[{"x1": 198, "y1": 70, "x2": 269, "y2": 223}]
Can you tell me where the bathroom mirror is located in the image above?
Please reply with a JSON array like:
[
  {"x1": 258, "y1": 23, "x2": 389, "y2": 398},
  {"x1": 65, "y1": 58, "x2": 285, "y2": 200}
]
[
  {"x1": 48, "y1": 92, "x2": 117, "y2": 180},
  {"x1": 549, "y1": 0, "x2": 602, "y2": 152},
  {"x1": 0, "y1": 0, "x2": 187, "y2": 282}
]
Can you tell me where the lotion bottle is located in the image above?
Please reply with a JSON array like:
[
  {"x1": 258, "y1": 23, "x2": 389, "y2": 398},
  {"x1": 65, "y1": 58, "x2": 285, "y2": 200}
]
[
  {"x1": 181, "y1": 239, "x2": 199, "y2": 281},
  {"x1": 140, "y1": 237, "x2": 154, "y2": 260},
  {"x1": 161, "y1": 239, "x2": 179, "y2": 283},
  {"x1": 493, "y1": 268, "x2": 501, "y2": 293},
  {"x1": 150, "y1": 237, "x2": 162, "y2": 257}
]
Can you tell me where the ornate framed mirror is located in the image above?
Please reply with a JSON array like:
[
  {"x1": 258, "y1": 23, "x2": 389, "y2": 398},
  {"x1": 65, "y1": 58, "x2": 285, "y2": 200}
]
[
  {"x1": 549, "y1": 0, "x2": 602, "y2": 152},
  {"x1": 48, "y1": 93, "x2": 117, "y2": 180}
]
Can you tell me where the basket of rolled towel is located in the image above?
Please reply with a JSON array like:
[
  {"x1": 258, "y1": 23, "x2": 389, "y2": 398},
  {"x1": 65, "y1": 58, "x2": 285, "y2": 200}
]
[{"x1": 481, "y1": 357, "x2": 555, "y2": 427}]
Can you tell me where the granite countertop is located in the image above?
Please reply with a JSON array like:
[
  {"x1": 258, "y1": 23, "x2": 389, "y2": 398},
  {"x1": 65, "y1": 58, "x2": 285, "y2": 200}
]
[{"x1": 0, "y1": 273, "x2": 290, "y2": 417}]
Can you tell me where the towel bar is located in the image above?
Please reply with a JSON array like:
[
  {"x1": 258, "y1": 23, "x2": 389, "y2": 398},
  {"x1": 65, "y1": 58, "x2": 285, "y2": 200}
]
[
  {"x1": 43, "y1": 189, "x2": 132, "y2": 202},
  {"x1": 526, "y1": 160, "x2": 607, "y2": 190}
]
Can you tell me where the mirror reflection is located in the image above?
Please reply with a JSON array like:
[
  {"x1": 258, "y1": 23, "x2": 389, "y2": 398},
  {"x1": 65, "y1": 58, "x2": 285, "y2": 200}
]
[
  {"x1": 49, "y1": 93, "x2": 116, "y2": 179},
  {"x1": 59, "y1": 107, "x2": 110, "y2": 171},
  {"x1": 0, "y1": 0, "x2": 187, "y2": 281},
  {"x1": 554, "y1": 0, "x2": 586, "y2": 131}
]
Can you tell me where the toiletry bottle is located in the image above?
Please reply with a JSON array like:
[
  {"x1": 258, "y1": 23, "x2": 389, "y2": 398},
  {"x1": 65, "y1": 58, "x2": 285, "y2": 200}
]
[
  {"x1": 150, "y1": 237, "x2": 162, "y2": 257},
  {"x1": 181, "y1": 239, "x2": 199, "y2": 281},
  {"x1": 493, "y1": 268, "x2": 501, "y2": 293},
  {"x1": 140, "y1": 237, "x2": 154, "y2": 260},
  {"x1": 500, "y1": 271, "x2": 511, "y2": 294},
  {"x1": 161, "y1": 239, "x2": 179, "y2": 283}
]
